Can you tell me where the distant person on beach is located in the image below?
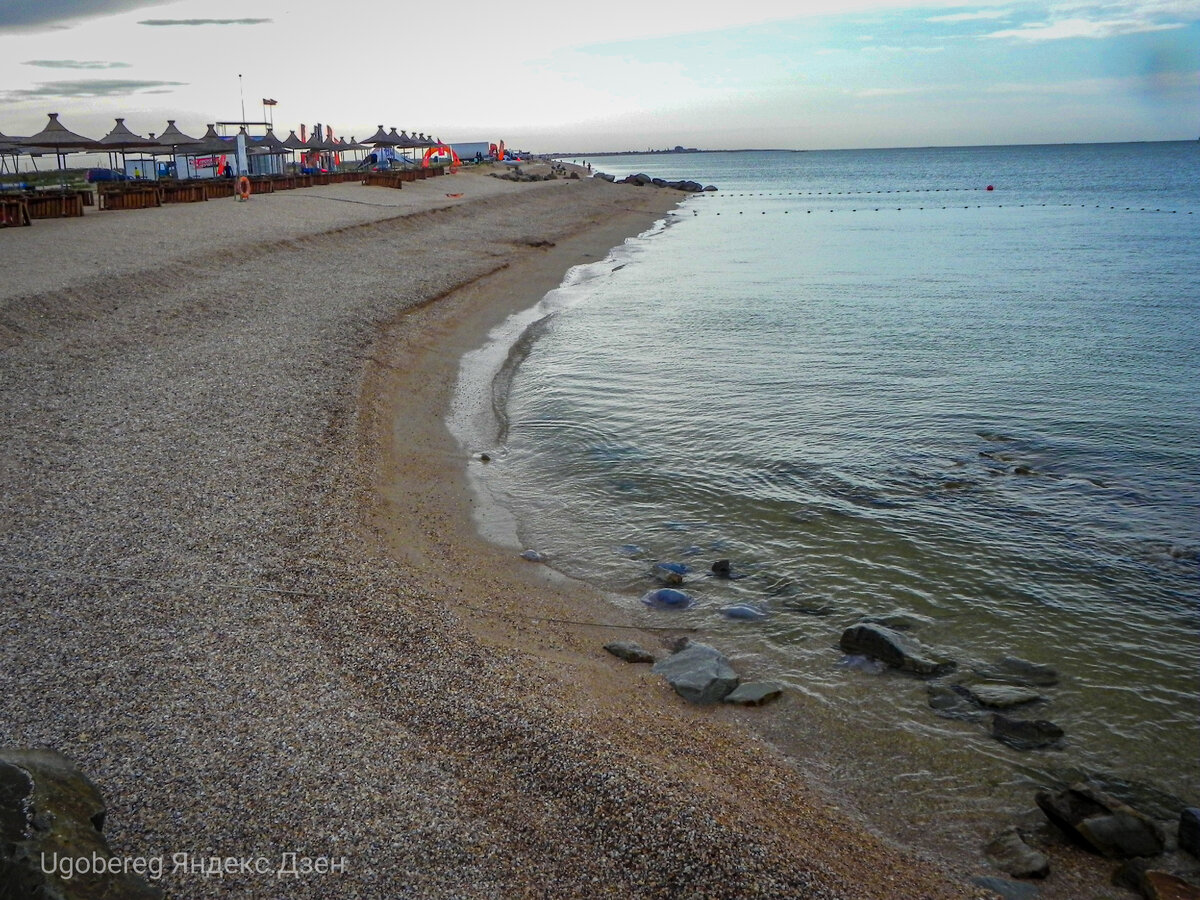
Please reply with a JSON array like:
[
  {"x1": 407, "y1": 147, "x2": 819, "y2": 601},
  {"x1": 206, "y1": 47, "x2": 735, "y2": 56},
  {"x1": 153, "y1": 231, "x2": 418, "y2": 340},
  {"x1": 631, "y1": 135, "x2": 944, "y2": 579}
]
[{"x1": 223, "y1": 163, "x2": 233, "y2": 179}]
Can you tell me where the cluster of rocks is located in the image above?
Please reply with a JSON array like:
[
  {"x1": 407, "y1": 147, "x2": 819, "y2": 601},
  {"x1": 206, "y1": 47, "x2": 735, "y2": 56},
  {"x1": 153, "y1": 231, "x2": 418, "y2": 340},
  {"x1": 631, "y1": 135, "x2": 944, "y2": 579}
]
[
  {"x1": 488, "y1": 170, "x2": 571, "y2": 183},
  {"x1": 978, "y1": 781, "x2": 1200, "y2": 899},
  {"x1": 595, "y1": 172, "x2": 717, "y2": 193},
  {"x1": 604, "y1": 638, "x2": 782, "y2": 707},
  {"x1": 1, "y1": 749, "x2": 162, "y2": 899}
]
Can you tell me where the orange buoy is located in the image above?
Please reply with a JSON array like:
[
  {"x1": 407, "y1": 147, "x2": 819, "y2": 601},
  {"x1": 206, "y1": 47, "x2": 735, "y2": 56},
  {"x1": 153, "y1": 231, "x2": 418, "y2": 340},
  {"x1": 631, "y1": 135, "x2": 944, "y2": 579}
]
[
  {"x1": 986, "y1": 185, "x2": 994, "y2": 191},
  {"x1": 237, "y1": 175, "x2": 251, "y2": 201}
]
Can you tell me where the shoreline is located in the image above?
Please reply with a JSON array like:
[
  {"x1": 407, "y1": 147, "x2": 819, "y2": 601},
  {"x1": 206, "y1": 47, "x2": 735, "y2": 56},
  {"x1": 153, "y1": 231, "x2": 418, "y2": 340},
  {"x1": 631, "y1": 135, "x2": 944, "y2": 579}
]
[{"x1": 1, "y1": 169, "x2": 977, "y2": 897}]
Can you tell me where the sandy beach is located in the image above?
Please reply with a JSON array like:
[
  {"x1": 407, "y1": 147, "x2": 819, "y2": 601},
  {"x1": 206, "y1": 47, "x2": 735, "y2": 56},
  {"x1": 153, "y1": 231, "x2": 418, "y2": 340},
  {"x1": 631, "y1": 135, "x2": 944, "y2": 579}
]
[{"x1": 1, "y1": 167, "x2": 983, "y2": 897}]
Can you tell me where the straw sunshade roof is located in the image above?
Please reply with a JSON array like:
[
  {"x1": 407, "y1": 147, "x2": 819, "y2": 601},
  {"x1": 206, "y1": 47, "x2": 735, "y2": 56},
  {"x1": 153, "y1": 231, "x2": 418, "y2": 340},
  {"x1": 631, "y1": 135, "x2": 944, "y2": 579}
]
[
  {"x1": 253, "y1": 128, "x2": 288, "y2": 152},
  {"x1": 0, "y1": 129, "x2": 23, "y2": 152},
  {"x1": 18, "y1": 112, "x2": 97, "y2": 150},
  {"x1": 96, "y1": 118, "x2": 157, "y2": 152},
  {"x1": 191, "y1": 124, "x2": 234, "y2": 154},
  {"x1": 158, "y1": 120, "x2": 200, "y2": 146},
  {"x1": 303, "y1": 131, "x2": 335, "y2": 152},
  {"x1": 281, "y1": 130, "x2": 307, "y2": 151},
  {"x1": 363, "y1": 125, "x2": 399, "y2": 147}
]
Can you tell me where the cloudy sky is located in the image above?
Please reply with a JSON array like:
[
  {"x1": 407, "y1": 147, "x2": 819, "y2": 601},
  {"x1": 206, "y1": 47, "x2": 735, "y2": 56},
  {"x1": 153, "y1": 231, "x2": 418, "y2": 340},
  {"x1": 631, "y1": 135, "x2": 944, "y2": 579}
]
[{"x1": 1, "y1": 0, "x2": 1196, "y2": 152}]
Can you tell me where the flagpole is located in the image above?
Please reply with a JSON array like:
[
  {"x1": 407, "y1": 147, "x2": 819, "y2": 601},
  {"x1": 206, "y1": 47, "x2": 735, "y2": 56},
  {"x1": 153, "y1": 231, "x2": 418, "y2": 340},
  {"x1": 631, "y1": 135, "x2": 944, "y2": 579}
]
[{"x1": 239, "y1": 74, "x2": 245, "y2": 123}]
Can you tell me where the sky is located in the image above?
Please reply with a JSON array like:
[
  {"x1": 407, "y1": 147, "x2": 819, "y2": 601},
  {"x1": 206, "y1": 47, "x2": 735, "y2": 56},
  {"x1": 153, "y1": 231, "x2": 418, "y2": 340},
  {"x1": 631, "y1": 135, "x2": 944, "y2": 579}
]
[{"x1": 0, "y1": 0, "x2": 1197, "y2": 153}]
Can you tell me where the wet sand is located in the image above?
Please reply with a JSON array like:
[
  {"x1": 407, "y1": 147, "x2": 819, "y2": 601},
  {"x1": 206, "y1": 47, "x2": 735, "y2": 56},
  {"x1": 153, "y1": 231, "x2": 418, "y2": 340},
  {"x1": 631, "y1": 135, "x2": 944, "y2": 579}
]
[{"x1": 0, "y1": 167, "x2": 981, "y2": 897}]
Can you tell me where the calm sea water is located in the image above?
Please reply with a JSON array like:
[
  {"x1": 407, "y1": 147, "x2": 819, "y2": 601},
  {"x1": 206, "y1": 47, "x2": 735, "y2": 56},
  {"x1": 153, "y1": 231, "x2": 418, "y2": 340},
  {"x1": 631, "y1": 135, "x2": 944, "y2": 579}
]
[{"x1": 452, "y1": 143, "x2": 1200, "y2": 858}]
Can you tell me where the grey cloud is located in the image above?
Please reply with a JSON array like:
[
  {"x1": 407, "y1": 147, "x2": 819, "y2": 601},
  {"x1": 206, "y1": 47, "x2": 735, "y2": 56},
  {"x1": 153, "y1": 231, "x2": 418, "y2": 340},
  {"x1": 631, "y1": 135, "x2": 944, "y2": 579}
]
[
  {"x1": 2, "y1": 79, "x2": 187, "y2": 101},
  {"x1": 24, "y1": 60, "x2": 132, "y2": 70},
  {"x1": 137, "y1": 18, "x2": 272, "y2": 26},
  {"x1": 0, "y1": 1, "x2": 174, "y2": 32}
]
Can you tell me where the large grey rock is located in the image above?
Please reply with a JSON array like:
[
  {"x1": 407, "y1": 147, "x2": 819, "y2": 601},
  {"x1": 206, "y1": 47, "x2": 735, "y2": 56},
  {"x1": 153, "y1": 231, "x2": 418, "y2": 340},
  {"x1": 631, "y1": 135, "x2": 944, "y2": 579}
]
[
  {"x1": 991, "y1": 714, "x2": 1064, "y2": 750},
  {"x1": 927, "y1": 683, "x2": 983, "y2": 720},
  {"x1": 1036, "y1": 783, "x2": 1166, "y2": 859},
  {"x1": 0, "y1": 749, "x2": 162, "y2": 899},
  {"x1": 723, "y1": 682, "x2": 783, "y2": 706},
  {"x1": 604, "y1": 640, "x2": 655, "y2": 664},
  {"x1": 651, "y1": 642, "x2": 740, "y2": 704},
  {"x1": 986, "y1": 826, "x2": 1050, "y2": 879},
  {"x1": 838, "y1": 623, "x2": 955, "y2": 676}
]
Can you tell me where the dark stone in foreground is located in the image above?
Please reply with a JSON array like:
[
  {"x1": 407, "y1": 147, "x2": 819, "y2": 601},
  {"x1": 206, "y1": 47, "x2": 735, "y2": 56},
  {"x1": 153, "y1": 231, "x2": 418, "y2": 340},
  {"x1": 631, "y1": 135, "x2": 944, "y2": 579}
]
[
  {"x1": 652, "y1": 642, "x2": 739, "y2": 704},
  {"x1": 1143, "y1": 871, "x2": 1200, "y2": 899},
  {"x1": 0, "y1": 749, "x2": 162, "y2": 899},
  {"x1": 991, "y1": 714, "x2": 1064, "y2": 750},
  {"x1": 604, "y1": 640, "x2": 655, "y2": 664},
  {"x1": 723, "y1": 682, "x2": 783, "y2": 706},
  {"x1": 838, "y1": 623, "x2": 955, "y2": 676},
  {"x1": 1035, "y1": 782, "x2": 1166, "y2": 859},
  {"x1": 1180, "y1": 808, "x2": 1200, "y2": 859},
  {"x1": 985, "y1": 826, "x2": 1050, "y2": 879}
]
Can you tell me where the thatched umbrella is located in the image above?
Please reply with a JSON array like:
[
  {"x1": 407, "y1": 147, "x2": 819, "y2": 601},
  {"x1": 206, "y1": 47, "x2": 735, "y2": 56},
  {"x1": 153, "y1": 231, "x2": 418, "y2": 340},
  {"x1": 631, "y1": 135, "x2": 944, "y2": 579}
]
[
  {"x1": 95, "y1": 118, "x2": 157, "y2": 178},
  {"x1": 17, "y1": 113, "x2": 98, "y2": 182}
]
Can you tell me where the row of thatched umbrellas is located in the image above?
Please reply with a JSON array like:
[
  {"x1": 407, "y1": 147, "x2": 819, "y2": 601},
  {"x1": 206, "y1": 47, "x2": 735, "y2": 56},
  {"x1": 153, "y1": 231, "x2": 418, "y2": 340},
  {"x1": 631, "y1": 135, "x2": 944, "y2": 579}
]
[{"x1": 0, "y1": 113, "x2": 451, "y2": 179}]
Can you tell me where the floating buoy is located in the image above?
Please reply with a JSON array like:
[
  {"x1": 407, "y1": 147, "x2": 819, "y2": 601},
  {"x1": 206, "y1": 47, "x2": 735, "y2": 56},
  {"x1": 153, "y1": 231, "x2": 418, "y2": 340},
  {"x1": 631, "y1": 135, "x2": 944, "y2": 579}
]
[{"x1": 986, "y1": 185, "x2": 994, "y2": 191}]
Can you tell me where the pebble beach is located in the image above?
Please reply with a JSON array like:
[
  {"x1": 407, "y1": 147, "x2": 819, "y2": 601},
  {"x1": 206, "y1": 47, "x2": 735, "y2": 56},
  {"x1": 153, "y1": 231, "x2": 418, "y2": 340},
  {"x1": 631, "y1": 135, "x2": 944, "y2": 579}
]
[{"x1": 0, "y1": 167, "x2": 982, "y2": 898}]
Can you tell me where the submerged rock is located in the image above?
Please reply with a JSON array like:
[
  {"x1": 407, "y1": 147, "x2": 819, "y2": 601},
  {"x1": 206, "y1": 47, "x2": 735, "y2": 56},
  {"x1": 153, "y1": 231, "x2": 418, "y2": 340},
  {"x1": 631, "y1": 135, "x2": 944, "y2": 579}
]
[
  {"x1": 1180, "y1": 808, "x2": 1200, "y2": 859},
  {"x1": 604, "y1": 640, "x2": 655, "y2": 664},
  {"x1": 651, "y1": 642, "x2": 739, "y2": 704},
  {"x1": 927, "y1": 683, "x2": 983, "y2": 720},
  {"x1": 966, "y1": 683, "x2": 1046, "y2": 709},
  {"x1": 969, "y1": 876, "x2": 1040, "y2": 900},
  {"x1": 723, "y1": 682, "x2": 783, "y2": 706},
  {"x1": 986, "y1": 826, "x2": 1050, "y2": 879},
  {"x1": 838, "y1": 623, "x2": 956, "y2": 676},
  {"x1": 991, "y1": 714, "x2": 1064, "y2": 750},
  {"x1": 1035, "y1": 783, "x2": 1166, "y2": 859},
  {"x1": 975, "y1": 657, "x2": 1060, "y2": 688}
]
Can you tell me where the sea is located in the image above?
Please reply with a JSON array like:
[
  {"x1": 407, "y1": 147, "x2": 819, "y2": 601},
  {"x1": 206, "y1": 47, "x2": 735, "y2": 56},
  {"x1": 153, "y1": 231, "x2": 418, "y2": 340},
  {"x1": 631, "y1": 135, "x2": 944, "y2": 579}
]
[{"x1": 449, "y1": 143, "x2": 1200, "y2": 863}]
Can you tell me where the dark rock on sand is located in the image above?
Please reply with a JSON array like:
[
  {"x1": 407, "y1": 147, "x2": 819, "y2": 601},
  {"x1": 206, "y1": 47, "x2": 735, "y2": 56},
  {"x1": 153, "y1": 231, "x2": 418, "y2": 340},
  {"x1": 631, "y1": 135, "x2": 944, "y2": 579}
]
[
  {"x1": 652, "y1": 641, "x2": 739, "y2": 704},
  {"x1": 604, "y1": 640, "x2": 655, "y2": 664},
  {"x1": 985, "y1": 826, "x2": 1050, "y2": 879},
  {"x1": 723, "y1": 682, "x2": 783, "y2": 706},
  {"x1": 1180, "y1": 808, "x2": 1200, "y2": 859},
  {"x1": 838, "y1": 623, "x2": 956, "y2": 676},
  {"x1": 1035, "y1": 783, "x2": 1166, "y2": 858},
  {"x1": 969, "y1": 875, "x2": 1041, "y2": 900},
  {"x1": 0, "y1": 749, "x2": 163, "y2": 899},
  {"x1": 991, "y1": 714, "x2": 1064, "y2": 750}
]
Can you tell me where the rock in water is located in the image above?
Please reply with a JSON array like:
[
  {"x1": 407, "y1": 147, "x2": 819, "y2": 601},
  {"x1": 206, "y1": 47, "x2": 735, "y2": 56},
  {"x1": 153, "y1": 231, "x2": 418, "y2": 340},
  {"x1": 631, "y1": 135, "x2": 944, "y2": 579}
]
[
  {"x1": 969, "y1": 876, "x2": 1040, "y2": 900},
  {"x1": 0, "y1": 749, "x2": 163, "y2": 899},
  {"x1": 723, "y1": 682, "x2": 783, "y2": 706},
  {"x1": 711, "y1": 558, "x2": 732, "y2": 578},
  {"x1": 651, "y1": 642, "x2": 739, "y2": 704},
  {"x1": 985, "y1": 826, "x2": 1050, "y2": 878},
  {"x1": 1035, "y1": 783, "x2": 1166, "y2": 858},
  {"x1": 838, "y1": 623, "x2": 956, "y2": 676},
  {"x1": 1180, "y1": 807, "x2": 1200, "y2": 859},
  {"x1": 927, "y1": 683, "x2": 983, "y2": 720},
  {"x1": 966, "y1": 683, "x2": 1046, "y2": 709},
  {"x1": 975, "y1": 656, "x2": 1060, "y2": 687},
  {"x1": 604, "y1": 640, "x2": 655, "y2": 664},
  {"x1": 641, "y1": 588, "x2": 694, "y2": 609},
  {"x1": 990, "y1": 714, "x2": 1064, "y2": 750}
]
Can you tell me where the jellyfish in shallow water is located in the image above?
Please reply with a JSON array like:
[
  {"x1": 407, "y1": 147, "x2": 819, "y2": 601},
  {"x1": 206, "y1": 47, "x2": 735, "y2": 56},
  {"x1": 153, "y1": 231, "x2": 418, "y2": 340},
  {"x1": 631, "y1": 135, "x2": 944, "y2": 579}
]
[
  {"x1": 642, "y1": 588, "x2": 695, "y2": 609},
  {"x1": 837, "y1": 654, "x2": 886, "y2": 675},
  {"x1": 721, "y1": 603, "x2": 769, "y2": 621},
  {"x1": 655, "y1": 561, "x2": 690, "y2": 575}
]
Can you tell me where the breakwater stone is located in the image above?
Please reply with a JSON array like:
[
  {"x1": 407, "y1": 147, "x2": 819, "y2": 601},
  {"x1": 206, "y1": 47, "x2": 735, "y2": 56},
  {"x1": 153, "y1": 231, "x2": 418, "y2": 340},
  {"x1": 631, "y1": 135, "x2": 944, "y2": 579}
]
[
  {"x1": 0, "y1": 749, "x2": 162, "y2": 899},
  {"x1": 652, "y1": 642, "x2": 739, "y2": 704},
  {"x1": 604, "y1": 640, "x2": 655, "y2": 664},
  {"x1": 1035, "y1": 783, "x2": 1165, "y2": 858}
]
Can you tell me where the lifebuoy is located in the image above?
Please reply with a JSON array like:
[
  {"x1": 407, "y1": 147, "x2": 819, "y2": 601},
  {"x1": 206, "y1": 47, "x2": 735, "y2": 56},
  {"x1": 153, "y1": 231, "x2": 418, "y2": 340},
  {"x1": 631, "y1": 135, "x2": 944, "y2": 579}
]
[{"x1": 237, "y1": 175, "x2": 251, "y2": 200}]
